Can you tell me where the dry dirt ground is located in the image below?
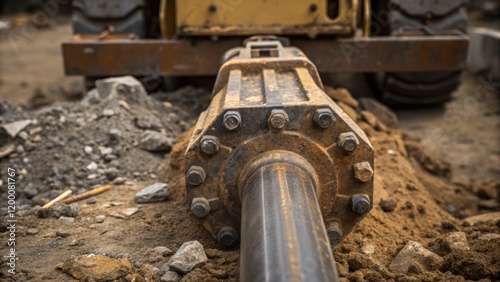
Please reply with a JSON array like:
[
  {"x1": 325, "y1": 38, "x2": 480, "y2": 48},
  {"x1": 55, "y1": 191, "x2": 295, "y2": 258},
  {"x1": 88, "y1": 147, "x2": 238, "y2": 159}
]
[{"x1": 0, "y1": 15, "x2": 499, "y2": 282}]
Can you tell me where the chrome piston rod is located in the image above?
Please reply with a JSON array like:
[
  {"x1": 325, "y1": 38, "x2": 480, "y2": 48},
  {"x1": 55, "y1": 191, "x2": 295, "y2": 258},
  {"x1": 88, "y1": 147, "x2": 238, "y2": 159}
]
[{"x1": 240, "y1": 154, "x2": 340, "y2": 282}]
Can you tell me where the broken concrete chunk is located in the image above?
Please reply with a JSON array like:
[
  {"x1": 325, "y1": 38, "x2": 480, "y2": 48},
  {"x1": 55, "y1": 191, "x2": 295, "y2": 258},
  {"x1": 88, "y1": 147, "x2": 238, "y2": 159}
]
[
  {"x1": 167, "y1": 240, "x2": 207, "y2": 274},
  {"x1": 388, "y1": 241, "x2": 443, "y2": 274},
  {"x1": 135, "y1": 183, "x2": 170, "y2": 203}
]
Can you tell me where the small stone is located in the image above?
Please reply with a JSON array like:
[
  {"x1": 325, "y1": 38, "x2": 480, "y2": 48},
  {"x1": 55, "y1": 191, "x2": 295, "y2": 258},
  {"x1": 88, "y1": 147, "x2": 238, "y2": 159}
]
[
  {"x1": 158, "y1": 263, "x2": 170, "y2": 276},
  {"x1": 69, "y1": 239, "x2": 79, "y2": 246},
  {"x1": 105, "y1": 168, "x2": 119, "y2": 181},
  {"x1": 135, "y1": 115, "x2": 162, "y2": 131},
  {"x1": 161, "y1": 271, "x2": 179, "y2": 282},
  {"x1": 113, "y1": 177, "x2": 126, "y2": 185},
  {"x1": 26, "y1": 228, "x2": 39, "y2": 235},
  {"x1": 361, "y1": 244, "x2": 375, "y2": 255},
  {"x1": 86, "y1": 197, "x2": 97, "y2": 204},
  {"x1": 84, "y1": 146, "x2": 93, "y2": 154},
  {"x1": 154, "y1": 246, "x2": 174, "y2": 257},
  {"x1": 56, "y1": 230, "x2": 70, "y2": 237},
  {"x1": 138, "y1": 130, "x2": 173, "y2": 152},
  {"x1": 167, "y1": 240, "x2": 208, "y2": 274},
  {"x1": 444, "y1": 232, "x2": 470, "y2": 251},
  {"x1": 109, "y1": 212, "x2": 126, "y2": 219},
  {"x1": 108, "y1": 128, "x2": 122, "y2": 141},
  {"x1": 122, "y1": 208, "x2": 139, "y2": 217},
  {"x1": 16, "y1": 145, "x2": 25, "y2": 154},
  {"x1": 135, "y1": 183, "x2": 170, "y2": 203},
  {"x1": 99, "y1": 147, "x2": 113, "y2": 155},
  {"x1": 102, "y1": 109, "x2": 115, "y2": 117},
  {"x1": 58, "y1": 216, "x2": 75, "y2": 224},
  {"x1": 32, "y1": 135, "x2": 42, "y2": 142},
  {"x1": 95, "y1": 215, "x2": 106, "y2": 223},
  {"x1": 379, "y1": 198, "x2": 397, "y2": 212},
  {"x1": 87, "y1": 162, "x2": 98, "y2": 171},
  {"x1": 389, "y1": 241, "x2": 444, "y2": 274},
  {"x1": 358, "y1": 97, "x2": 399, "y2": 128},
  {"x1": 23, "y1": 183, "x2": 38, "y2": 199},
  {"x1": 60, "y1": 204, "x2": 80, "y2": 217}
]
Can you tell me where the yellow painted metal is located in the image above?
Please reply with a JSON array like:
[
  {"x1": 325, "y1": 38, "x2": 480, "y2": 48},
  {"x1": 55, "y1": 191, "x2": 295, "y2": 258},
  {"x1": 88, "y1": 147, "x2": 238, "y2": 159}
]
[
  {"x1": 160, "y1": 0, "x2": 177, "y2": 38},
  {"x1": 174, "y1": 0, "x2": 360, "y2": 37}
]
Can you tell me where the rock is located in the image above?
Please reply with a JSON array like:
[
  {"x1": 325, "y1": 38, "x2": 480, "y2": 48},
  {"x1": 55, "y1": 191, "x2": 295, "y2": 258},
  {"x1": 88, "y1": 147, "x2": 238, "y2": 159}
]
[
  {"x1": 388, "y1": 241, "x2": 444, "y2": 274},
  {"x1": 361, "y1": 244, "x2": 375, "y2": 255},
  {"x1": 99, "y1": 147, "x2": 113, "y2": 155},
  {"x1": 2, "y1": 119, "x2": 32, "y2": 138},
  {"x1": 324, "y1": 87, "x2": 359, "y2": 108},
  {"x1": 62, "y1": 254, "x2": 133, "y2": 281},
  {"x1": 86, "y1": 197, "x2": 97, "y2": 204},
  {"x1": 154, "y1": 246, "x2": 174, "y2": 257},
  {"x1": 58, "y1": 216, "x2": 75, "y2": 224},
  {"x1": 135, "y1": 183, "x2": 170, "y2": 203},
  {"x1": 95, "y1": 215, "x2": 106, "y2": 223},
  {"x1": 337, "y1": 101, "x2": 358, "y2": 122},
  {"x1": 26, "y1": 228, "x2": 39, "y2": 235},
  {"x1": 60, "y1": 204, "x2": 80, "y2": 217},
  {"x1": 0, "y1": 144, "x2": 15, "y2": 159},
  {"x1": 56, "y1": 230, "x2": 70, "y2": 238},
  {"x1": 360, "y1": 111, "x2": 379, "y2": 128},
  {"x1": 84, "y1": 146, "x2": 93, "y2": 154},
  {"x1": 102, "y1": 109, "x2": 115, "y2": 117},
  {"x1": 379, "y1": 198, "x2": 397, "y2": 212},
  {"x1": 122, "y1": 208, "x2": 139, "y2": 217},
  {"x1": 96, "y1": 76, "x2": 148, "y2": 104},
  {"x1": 138, "y1": 131, "x2": 173, "y2": 152},
  {"x1": 444, "y1": 232, "x2": 470, "y2": 251},
  {"x1": 464, "y1": 212, "x2": 500, "y2": 226},
  {"x1": 113, "y1": 177, "x2": 126, "y2": 185},
  {"x1": 135, "y1": 115, "x2": 162, "y2": 131},
  {"x1": 105, "y1": 167, "x2": 119, "y2": 181},
  {"x1": 108, "y1": 128, "x2": 122, "y2": 142},
  {"x1": 167, "y1": 240, "x2": 208, "y2": 274},
  {"x1": 87, "y1": 162, "x2": 98, "y2": 171},
  {"x1": 109, "y1": 212, "x2": 126, "y2": 219},
  {"x1": 23, "y1": 183, "x2": 38, "y2": 199},
  {"x1": 161, "y1": 271, "x2": 179, "y2": 282},
  {"x1": 358, "y1": 97, "x2": 399, "y2": 128}
]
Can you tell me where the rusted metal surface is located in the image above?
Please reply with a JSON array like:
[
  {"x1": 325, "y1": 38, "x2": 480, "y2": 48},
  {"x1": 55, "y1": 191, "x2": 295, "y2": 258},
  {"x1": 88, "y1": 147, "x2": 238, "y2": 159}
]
[
  {"x1": 62, "y1": 33, "x2": 469, "y2": 77},
  {"x1": 184, "y1": 40, "x2": 375, "y2": 251}
]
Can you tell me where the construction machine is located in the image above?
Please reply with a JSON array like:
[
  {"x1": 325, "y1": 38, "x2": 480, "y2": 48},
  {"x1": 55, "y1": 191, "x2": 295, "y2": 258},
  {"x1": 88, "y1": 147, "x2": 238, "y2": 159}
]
[{"x1": 62, "y1": 1, "x2": 469, "y2": 281}]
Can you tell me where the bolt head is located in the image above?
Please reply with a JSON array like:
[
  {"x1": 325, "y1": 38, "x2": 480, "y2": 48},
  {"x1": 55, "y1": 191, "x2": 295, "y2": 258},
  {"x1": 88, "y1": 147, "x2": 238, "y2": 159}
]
[
  {"x1": 327, "y1": 222, "x2": 343, "y2": 245},
  {"x1": 186, "y1": 166, "x2": 206, "y2": 186},
  {"x1": 350, "y1": 194, "x2": 371, "y2": 215},
  {"x1": 218, "y1": 226, "x2": 238, "y2": 247},
  {"x1": 223, "y1": 111, "x2": 241, "y2": 131},
  {"x1": 268, "y1": 109, "x2": 288, "y2": 129},
  {"x1": 200, "y1": 135, "x2": 220, "y2": 155},
  {"x1": 190, "y1": 197, "x2": 211, "y2": 218},
  {"x1": 314, "y1": 108, "x2": 335, "y2": 129},
  {"x1": 338, "y1": 132, "x2": 359, "y2": 153},
  {"x1": 353, "y1": 161, "x2": 374, "y2": 182}
]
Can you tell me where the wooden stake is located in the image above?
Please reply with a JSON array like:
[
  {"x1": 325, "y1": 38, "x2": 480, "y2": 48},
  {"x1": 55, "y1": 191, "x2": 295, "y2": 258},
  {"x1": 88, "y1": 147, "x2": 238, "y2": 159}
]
[
  {"x1": 62, "y1": 185, "x2": 112, "y2": 204},
  {"x1": 42, "y1": 190, "x2": 73, "y2": 209}
]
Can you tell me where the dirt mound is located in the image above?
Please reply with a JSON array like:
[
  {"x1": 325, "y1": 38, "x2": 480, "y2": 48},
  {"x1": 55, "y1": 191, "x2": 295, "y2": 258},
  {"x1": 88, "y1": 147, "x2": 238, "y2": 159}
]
[{"x1": 1, "y1": 82, "x2": 498, "y2": 281}]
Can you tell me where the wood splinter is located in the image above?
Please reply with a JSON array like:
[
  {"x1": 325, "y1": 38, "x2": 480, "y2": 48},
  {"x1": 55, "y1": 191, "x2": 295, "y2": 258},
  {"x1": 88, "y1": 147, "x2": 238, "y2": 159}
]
[
  {"x1": 62, "y1": 185, "x2": 112, "y2": 204},
  {"x1": 42, "y1": 190, "x2": 73, "y2": 209}
]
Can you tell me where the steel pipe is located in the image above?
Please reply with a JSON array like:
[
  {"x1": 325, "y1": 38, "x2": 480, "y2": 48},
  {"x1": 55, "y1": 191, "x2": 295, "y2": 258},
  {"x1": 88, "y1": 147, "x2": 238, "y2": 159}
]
[{"x1": 240, "y1": 156, "x2": 339, "y2": 282}]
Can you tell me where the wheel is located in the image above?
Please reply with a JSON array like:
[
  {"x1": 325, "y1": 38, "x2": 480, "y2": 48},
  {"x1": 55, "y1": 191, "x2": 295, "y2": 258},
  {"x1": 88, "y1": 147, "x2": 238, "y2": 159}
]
[{"x1": 368, "y1": 0, "x2": 468, "y2": 107}]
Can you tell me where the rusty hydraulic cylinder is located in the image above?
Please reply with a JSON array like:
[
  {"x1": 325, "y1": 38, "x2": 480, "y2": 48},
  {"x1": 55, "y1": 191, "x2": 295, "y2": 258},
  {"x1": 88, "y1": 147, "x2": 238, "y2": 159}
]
[{"x1": 240, "y1": 152, "x2": 339, "y2": 282}]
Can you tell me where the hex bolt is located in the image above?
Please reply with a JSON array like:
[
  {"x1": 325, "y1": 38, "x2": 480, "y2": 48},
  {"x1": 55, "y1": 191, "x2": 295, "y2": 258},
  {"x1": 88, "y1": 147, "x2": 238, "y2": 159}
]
[
  {"x1": 338, "y1": 132, "x2": 359, "y2": 153},
  {"x1": 268, "y1": 109, "x2": 289, "y2": 130},
  {"x1": 218, "y1": 226, "x2": 239, "y2": 247},
  {"x1": 314, "y1": 108, "x2": 335, "y2": 129},
  {"x1": 186, "y1": 166, "x2": 206, "y2": 186},
  {"x1": 223, "y1": 111, "x2": 241, "y2": 131},
  {"x1": 190, "y1": 197, "x2": 211, "y2": 218},
  {"x1": 326, "y1": 221, "x2": 343, "y2": 246},
  {"x1": 350, "y1": 194, "x2": 371, "y2": 215},
  {"x1": 353, "y1": 161, "x2": 374, "y2": 182},
  {"x1": 200, "y1": 135, "x2": 220, "y2": 155}
]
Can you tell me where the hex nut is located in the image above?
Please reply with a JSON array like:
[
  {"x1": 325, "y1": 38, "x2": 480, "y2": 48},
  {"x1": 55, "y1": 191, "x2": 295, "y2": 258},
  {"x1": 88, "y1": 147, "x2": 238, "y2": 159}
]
[
  {"x1": 190, "y1": 197, "x2": 211, "y2": 218},
  {"x1": 338, "y1": 132, "x2": 359, "y2": 153},
  {"x1": 350, "y1": 194, "x2": 371, "y2": 215},
  {"x1": 218, "y1": 226, "x2": 239, "y2": 247},
  {"x1": 186, "y1": 166, "x2": 206, "y2": 186},
  {"x1": 314, "y1": 108, "x2": 335, "y2": 129},
  {"x1": 327, "y1": 221, "x2": 343, "y2": 245},
  {"x1": 268, "y1": 109, "x2": 288, "y2": 129},
  {"x1": 353, "y1": 162, "x2": 374, "y2": 182},
  {"x1": 223, "y1": 111, "x2": 241, "y2": 131},
  {"x1": 200, "y1": 135, "x2": 220, "y2": 155}
]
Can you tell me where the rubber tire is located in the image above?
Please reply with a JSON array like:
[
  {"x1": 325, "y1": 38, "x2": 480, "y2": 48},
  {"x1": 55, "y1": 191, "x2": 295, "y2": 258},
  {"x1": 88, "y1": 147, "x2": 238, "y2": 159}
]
[{"x1": 370, "y1": 5, "x2": 468, "y2": 107}]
